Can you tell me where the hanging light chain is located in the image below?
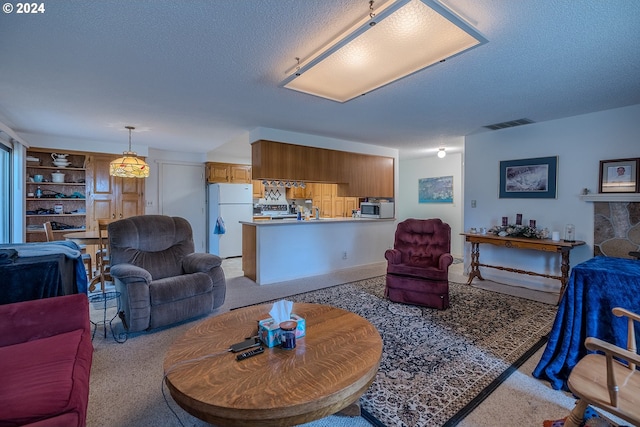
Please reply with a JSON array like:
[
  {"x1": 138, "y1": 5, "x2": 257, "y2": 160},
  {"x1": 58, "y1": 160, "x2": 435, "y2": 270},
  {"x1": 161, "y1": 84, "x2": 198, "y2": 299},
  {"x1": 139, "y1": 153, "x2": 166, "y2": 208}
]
[
  {"x1": 125, "y1": 125, "x2": 135, "y2": 152},
  {"x1": 294, "y1": 57, "x2": 301, "y2": 76}
]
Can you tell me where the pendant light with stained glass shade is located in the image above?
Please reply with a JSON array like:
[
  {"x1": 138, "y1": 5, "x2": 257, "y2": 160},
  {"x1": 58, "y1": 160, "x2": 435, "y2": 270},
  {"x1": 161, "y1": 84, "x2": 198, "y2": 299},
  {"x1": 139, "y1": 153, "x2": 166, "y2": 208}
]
[{"x1": 109, "y1": 126, "x2": 149, "y2": 178}]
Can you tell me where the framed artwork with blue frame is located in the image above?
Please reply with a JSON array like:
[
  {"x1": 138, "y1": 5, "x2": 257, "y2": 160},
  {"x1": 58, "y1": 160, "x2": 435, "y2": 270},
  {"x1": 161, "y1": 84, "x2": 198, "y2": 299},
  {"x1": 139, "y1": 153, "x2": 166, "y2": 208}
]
[
  {"x1": 499, "y1": 156, "x2": 557, "y2": 199},
  {"x1": 419, "y1": 176, "x2": 453, "y2": 203}
]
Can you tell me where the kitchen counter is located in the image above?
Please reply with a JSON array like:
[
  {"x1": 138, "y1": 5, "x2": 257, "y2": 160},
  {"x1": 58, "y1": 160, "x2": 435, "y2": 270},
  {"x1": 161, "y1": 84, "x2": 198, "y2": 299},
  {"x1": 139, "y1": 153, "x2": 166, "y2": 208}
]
[
  {"x1": 242, "y1": 217, "x2": 394, "y2": 226},
  {"x1": 241, "y1": 218, "x2": 396, "y2": 285}
]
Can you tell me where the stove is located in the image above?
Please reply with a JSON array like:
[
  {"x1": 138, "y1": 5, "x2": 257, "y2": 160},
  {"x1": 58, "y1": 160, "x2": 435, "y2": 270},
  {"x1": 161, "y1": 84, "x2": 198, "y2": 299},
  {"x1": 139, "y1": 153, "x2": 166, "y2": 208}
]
[{"x1": 260, "y1": 204, "x2": 291, "y2": 217}]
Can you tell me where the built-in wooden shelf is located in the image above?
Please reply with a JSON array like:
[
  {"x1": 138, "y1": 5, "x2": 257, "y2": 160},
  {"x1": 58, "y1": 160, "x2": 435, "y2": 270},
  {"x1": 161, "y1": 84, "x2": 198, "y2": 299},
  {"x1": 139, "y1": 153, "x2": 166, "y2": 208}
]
[{"x1": 580, "y1": 194, "x2": 640, "y2": 202}]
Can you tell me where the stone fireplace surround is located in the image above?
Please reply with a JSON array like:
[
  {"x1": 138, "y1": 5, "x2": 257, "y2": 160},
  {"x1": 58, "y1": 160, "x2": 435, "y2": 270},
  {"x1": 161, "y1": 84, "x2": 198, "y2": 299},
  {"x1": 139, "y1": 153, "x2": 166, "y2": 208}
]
[{"x1": 582, "y1": 194, "x2": 640, "y2": 258}]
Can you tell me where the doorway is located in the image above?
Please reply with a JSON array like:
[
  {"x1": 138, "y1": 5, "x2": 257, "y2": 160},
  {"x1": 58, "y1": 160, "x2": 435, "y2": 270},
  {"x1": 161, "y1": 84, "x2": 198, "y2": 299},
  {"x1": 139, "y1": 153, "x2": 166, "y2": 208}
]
[{"x1": 159, "y1": 163, "x2": 206, "y2": 252}]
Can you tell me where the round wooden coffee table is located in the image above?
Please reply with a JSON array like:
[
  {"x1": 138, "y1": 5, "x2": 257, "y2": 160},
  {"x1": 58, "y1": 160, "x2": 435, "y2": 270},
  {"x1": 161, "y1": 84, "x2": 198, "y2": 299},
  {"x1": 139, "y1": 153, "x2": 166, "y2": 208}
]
[{"x1": 163, "y1": 303, "x2": 382, "y2": 427}]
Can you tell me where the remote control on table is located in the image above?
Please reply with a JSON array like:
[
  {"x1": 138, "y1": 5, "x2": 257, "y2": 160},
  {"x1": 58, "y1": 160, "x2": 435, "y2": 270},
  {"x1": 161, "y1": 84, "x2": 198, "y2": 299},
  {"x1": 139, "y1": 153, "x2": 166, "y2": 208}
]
[{"x1": 236, "y1": 346, "x2": 265, "y2": 361}]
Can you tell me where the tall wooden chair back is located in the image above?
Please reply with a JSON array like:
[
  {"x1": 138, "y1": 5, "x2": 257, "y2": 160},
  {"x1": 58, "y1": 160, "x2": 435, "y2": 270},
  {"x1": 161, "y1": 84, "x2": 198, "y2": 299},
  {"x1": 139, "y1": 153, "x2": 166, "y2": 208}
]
[
  {"x1": 43, "y1": 221, "x2": 55, "y2": 242},
  {"x1": 564, "y1": 307, "x2": 640, "y2": 427},
  {"x1": 93, "y1": 218, "x2": 113, "y2": 293}
]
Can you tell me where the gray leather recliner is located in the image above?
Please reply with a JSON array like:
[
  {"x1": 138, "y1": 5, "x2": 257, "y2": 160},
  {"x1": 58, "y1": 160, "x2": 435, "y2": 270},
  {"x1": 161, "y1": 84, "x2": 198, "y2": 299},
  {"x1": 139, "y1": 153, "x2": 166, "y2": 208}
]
[{"x1": 108, "y1": 215, "x2": 226, "y2": 332}]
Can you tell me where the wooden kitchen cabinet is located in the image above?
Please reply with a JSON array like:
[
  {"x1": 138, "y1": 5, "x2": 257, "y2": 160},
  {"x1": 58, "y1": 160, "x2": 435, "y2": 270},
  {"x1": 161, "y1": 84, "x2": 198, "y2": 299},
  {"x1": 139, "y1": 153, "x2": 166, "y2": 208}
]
[
  {"x1": 320, "y1": 183, "x2": 335, "y2": 217},
  {"x1": 25, "y1": 149, "x2": 88, "y2": 242},
  {"x1": 333, "y1": 197, "x2": 345, "y2": 217},
  {"x1": 332, "y1": 196, "x2": 359, "y2": 217},
  {"x1": 251, "y1": 140, "x2": 394, "y2": 197},
  {"x1": 85, "y1": 154, "x2": 145, "y2": 230},
  {"x1": 206, "y1": 162, "x2": 251, "y2": 184},
  {"x1": 307, "y1": 183, "x2": 358, "y2": 218},
  {"x1": 337, "y1": 153, "x2": 394, "y2": 197},
  {"x1": 309, "y1": 183, "x2": 321, "y2": 214},
  {"x1": 320, "y1": 199, "x2": 333, "y2": 218},
  {"x1": 320, "y1": 183, "x2": 335, "y2": 199},
  {"x1": 252, "y1": 140, "x2": 328, "y2": 182},
  {"x1": 252, "y1": 180, "x2": 264, "y2": 199},
  {"x1": 286, "y1": 184, "x2": 313, "y2": 199},
  {"x1": 344, "y1": 197, "x2": 359, "y2": 217}
]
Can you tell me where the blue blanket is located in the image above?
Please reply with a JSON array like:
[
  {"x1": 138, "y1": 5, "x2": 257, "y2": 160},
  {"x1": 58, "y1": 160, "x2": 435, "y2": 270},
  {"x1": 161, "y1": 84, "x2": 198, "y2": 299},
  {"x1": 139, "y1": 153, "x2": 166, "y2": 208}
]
[
  {"x1": 532, "y1": 256, "x2": 640, "y2": 390},
  {"x1": 0, "y1": 241, "x2": 88, "y2": 295}
]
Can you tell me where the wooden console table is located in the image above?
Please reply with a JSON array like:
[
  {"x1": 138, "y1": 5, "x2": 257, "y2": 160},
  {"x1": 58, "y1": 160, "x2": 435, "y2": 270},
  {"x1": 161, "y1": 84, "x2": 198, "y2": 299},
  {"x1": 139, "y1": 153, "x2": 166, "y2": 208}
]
[{"x1": 461, "y1": 233, "x2": 585, "y2": 304}]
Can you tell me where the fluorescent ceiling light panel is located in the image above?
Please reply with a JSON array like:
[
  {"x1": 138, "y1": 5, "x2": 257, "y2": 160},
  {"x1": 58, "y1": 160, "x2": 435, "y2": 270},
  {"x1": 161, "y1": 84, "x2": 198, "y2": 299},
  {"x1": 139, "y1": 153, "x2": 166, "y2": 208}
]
[{"x1": 282, "y1": 0, "x2": 487, "y2": 103}]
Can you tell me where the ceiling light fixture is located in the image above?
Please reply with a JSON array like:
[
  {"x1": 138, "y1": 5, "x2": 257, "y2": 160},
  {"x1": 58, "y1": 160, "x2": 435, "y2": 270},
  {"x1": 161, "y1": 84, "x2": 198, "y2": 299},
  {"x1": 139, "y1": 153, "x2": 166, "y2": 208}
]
[
  {"x1": 437, "y1": 148, "x2": 446, "y2": 158},
  {"x1": 109, "y1": 126, "x2": 150, "y2": 178},
  {"x1": 282, "y1": 0, "x2": 487, "y2": 103}
]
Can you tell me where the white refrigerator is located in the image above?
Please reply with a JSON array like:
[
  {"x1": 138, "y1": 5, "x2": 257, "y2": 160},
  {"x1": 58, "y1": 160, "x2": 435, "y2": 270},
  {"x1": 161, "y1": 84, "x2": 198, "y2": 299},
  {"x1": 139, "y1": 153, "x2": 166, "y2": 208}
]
[{"x1": 208, "y1": 183, "x2": 253, "y2": 258}]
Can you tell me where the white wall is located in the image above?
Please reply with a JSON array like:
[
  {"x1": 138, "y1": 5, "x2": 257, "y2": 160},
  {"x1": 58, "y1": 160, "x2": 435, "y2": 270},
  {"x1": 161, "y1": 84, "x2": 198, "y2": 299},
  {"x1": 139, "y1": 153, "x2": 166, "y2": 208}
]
[
  {"x1": 19, "y1": 133, "x2": 149, "y2": 157},
  {"x1": 145, "y1": 148, "x2": 206, "y2": 215},
  {"x1": 398, "y1": 151, "x2": 464, "y2": 257},
  {"x1": 463, "y1": 104, "x2": 640, "y2": 292},
  {"x1": 254, "y1": 220, "x2": 395, "y2": 285}
]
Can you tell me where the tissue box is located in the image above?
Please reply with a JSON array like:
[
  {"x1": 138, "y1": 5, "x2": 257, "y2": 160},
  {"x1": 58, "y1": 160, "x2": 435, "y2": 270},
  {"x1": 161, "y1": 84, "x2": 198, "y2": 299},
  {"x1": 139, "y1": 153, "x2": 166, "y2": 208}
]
[{"x1": 258, "y1": 314, "x2": 306, "y2": 348}]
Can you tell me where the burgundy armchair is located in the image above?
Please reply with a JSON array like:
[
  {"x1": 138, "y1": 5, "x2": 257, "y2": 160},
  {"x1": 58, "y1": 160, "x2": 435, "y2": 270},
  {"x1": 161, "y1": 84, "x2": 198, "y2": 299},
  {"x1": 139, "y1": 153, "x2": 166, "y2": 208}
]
[{"x1": 384, "y1": 218, "x2": 453, "y2": 309}]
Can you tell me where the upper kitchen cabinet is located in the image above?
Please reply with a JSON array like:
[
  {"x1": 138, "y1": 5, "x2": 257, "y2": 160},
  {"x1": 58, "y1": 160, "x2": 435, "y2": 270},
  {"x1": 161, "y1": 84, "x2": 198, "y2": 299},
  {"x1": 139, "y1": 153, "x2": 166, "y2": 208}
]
[
  {"x1": 252, "y1": 180, "x2": 265, "y2": 199},
  {"x1": 251, "y1": 140, "x2": 394, "y2": 197},
  {"x1": 344, "y1": 197, "x2": 359, "y2": 217},
  {"x1": 286, "y1": 184, "x2": 313, "y2": 200},
  {"x1": 206, "y1": 162, "x2": 251, "y2": 184},
  {"x1": 337, "y1": 153, "x2": 394, "y2": 198},
  {"x1": 251, "y1": 140, "x2": 335, "y2": 183},
  {"x1": 85, "y1": 154, "x2": 145, "y2": 230}
]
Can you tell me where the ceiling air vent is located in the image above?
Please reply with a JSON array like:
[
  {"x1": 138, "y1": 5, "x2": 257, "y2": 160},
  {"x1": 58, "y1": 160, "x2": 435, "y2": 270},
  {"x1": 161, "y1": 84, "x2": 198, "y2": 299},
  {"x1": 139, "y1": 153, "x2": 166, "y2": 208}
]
[{"x1": 483, "y1": 118, "x2": 534, "y2": 130}]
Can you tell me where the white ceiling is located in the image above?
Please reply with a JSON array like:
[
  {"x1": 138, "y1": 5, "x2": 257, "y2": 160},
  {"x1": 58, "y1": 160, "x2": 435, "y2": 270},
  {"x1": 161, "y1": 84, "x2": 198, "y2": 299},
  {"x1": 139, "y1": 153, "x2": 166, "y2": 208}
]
[{"x1": 1, "y1": 0, "x2": 639, "y2": 159}]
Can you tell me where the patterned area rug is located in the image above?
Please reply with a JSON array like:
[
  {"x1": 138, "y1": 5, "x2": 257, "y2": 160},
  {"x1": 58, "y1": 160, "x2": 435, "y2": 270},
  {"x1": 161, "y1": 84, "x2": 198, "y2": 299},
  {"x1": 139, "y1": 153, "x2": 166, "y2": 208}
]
[{"x1": 279, "y1": 276, "x2": 557, "y2": 427}]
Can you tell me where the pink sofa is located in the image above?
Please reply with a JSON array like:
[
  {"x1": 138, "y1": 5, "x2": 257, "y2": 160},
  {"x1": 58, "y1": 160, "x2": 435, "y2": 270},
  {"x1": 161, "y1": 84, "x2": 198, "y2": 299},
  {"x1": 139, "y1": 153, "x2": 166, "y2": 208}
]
[{"x1": 0, "y1": 294, "x2": 93, "y2": 427}]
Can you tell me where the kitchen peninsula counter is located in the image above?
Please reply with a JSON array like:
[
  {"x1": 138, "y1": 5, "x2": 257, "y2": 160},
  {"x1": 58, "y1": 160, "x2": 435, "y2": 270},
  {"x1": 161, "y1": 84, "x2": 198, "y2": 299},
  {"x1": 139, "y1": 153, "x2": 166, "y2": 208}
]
[
  {"x1": 243, "y1": 217, "x2": 393, "y2": 225},
  {"x1": 241, "y1": 218, "x2": 395, "y2": 285}
]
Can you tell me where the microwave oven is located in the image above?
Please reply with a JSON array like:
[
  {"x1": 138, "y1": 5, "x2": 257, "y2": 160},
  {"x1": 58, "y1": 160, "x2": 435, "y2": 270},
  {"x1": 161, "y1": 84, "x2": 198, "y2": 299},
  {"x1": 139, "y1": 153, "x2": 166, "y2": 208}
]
[{"x1": 360, "y1": 202, "x2": 394, "y2": 219}]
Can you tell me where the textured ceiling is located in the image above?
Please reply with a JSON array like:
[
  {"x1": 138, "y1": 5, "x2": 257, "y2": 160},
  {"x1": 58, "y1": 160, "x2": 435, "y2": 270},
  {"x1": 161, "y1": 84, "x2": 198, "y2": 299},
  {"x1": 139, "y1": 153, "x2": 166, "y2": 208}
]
[{"x1": 0, "y1": 0, "x2": 639, "y2": 159}]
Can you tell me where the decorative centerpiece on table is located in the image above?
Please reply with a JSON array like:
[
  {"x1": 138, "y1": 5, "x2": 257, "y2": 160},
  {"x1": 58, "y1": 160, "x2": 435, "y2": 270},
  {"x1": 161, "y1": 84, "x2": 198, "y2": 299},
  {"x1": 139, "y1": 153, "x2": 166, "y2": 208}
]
[{"x1": 488, "y1": 224, "x2": 549, "y2": 239}]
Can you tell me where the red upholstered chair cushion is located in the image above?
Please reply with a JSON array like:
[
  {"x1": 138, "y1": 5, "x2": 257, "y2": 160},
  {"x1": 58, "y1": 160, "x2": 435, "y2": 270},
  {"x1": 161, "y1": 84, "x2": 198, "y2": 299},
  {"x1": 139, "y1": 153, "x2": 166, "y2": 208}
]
[
  {"x1": 0, "y1": 330, "x2": 89, "y2": 426},
  {"x1": 386, "y1": 263, "x2": 450, "y2": 281},
  {"x1": 393, "y1": 218, "x2": 451, "y2": 266}
]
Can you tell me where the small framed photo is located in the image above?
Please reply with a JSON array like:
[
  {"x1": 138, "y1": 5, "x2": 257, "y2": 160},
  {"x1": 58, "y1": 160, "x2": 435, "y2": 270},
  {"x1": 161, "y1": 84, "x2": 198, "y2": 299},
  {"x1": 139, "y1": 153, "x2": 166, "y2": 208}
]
[{"x1": 599, "y1": 158, "x2": 639, "y2": 193}]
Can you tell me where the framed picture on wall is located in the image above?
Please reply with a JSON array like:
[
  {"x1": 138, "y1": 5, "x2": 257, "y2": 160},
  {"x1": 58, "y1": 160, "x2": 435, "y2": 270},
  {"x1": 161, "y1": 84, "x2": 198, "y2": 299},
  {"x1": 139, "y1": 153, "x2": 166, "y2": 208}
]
[
  {"x1": 599, "y1": 158, "x2": 639, "y2": 193},
  {"x1": 499, "y1": 156, "x2": 558, "y2": 198},
  {"x1": 419, "y1": 176, "x2": 453, "y2": 203}
]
